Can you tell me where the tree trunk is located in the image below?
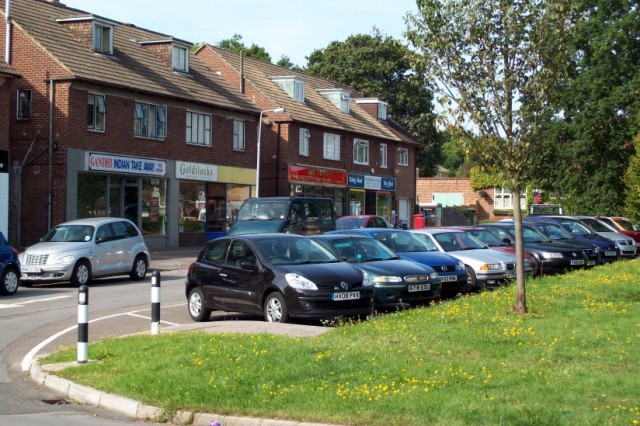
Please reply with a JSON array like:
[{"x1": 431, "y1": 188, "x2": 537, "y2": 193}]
[{"x1": 512, "y1": 187, "x2": 528, "y2": 314}]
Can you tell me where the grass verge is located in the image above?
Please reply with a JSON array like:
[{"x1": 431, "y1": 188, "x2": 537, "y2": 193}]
[{"x1": 41, "y1": 259, "x2": 640, "y2": 426}]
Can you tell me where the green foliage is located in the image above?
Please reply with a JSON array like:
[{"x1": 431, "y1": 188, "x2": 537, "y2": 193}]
[
  {"x1": 469, "y1": 166, "x2": 505, "y2": 191},
  {"x1": 623, "y1": 124, "x2": 640, "y2": 221},
  {"x1": 43, "y1": 261, "x2": 640, "y2": 425},
  {"x1": 275, "y1": 55, "x2": 303, "y2": 71},
  {"x1": 533, "y1": 0, "x2": 640, "y2": 215},
  {"x1": 306, "y1": 28, "x2": 441, "y2": 176},
  {"x1": 217, "y1": 34, "x2": 272, "y2": 62}
]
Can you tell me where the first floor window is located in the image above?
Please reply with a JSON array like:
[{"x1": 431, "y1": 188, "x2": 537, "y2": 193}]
[
  {"x1": 299, "y1": 128, "x2": 310, "y2": 156},
  {"x1": 397, "y1": 147, "x2": 409, "y2": 166},
  {"x1": 354, "y1": 139, "x2": 369, "y2": 165},
  {"x1": 323, "y1": 132, "x2": 340, "y2": 160},
  {"x1": 186, "y1": 111, "x2": 211, "y2": 146},
  {"x1": 17, "y1": 89, "x2": 31, "y2": 119},
  {"x1": 380, "y1": 143, "x2": 388, "y2": 168},
  {"x1": 233, "y1": 120, "x2": 245, "y2": 150},
  {"x1": 134, "y1": 101, "x2": 166, "y2": 139},
  {"x1": 87, "y1": 93, "x2": 106, "y2": 131}
]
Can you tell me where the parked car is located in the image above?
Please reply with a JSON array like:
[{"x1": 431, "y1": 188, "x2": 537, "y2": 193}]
[
  {"x1": 325, "y1": 228, "x2": 467, "y2": 297},
  {"x1": 482, "y1": 222, "x2": 591, "y2": 276},
  {"x1": 19, "y1": 218, "x2": 150, "y2": 287},
  {"x1": 511, "y1": 219, "x2": 599, "y2": 267},
  {"x1": 448, "y1": 226, "x2": 540, "y2": 275},
  {"x1": 596, "y1": 216, "x2": 640, "y2": 244},
  {"x1": 573, "y1": 216, "x2": 637, "y2": 258},
  {"x1": 311, "y1": 234, "x2": 442, "y2": 309},
  {"x1": 0, "y1": 231, "x2": 21, "y2": 296},
  {"x1": 524, "y1": 216, "x2": 619, "y2": 263},
  {"x1": 335, "y1": 215, "x2": 392, "y2": 230},
  {"x1": 410, "y1": 228, "x2": 532, "y2": 291},
  {"x1": 185, "y1": 233, "x2": 374, "y2": 323}
]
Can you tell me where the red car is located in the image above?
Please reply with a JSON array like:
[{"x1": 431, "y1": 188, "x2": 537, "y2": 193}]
[
  {"x1": 597, "y1": 217, "x2": 640, "y2": 244},
  {"x1": 335, "y1": 215, "x2": 392, "y2": 230},
  {"x1": 448, "y1": 226, "x2": 540, "y2": 275}
]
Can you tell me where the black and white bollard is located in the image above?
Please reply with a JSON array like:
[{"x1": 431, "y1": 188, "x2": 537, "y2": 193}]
[
  {"x1": 151, "y1": 270, "x2": 161, "y2": 335},
  {"x1": 77, "y1": 285, "x2": 89, "y2": 364}
]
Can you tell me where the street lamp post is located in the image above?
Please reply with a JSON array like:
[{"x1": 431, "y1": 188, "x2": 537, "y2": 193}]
[{"x1": 256, "y1": 107, "x2": 284, "y2": 198}]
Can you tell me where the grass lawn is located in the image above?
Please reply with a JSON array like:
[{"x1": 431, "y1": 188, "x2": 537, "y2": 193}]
[{"x1": 41, "y1": 259, "x2": 640, "y2": 426}]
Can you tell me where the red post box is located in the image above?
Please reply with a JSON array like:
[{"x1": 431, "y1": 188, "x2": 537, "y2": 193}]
[{"x1": 413, "y1": 214, "x2": 425, "y2": 229}]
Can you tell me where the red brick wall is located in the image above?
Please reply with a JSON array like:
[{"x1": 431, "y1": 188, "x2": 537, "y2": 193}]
[{"x1": 416, "y1": 177, "x2": 498, "y2": 222}]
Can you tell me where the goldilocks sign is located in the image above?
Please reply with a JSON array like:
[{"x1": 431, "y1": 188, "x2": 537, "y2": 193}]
[{"x1": 175, "y1": 160, "x2": 218, "y2": 182}]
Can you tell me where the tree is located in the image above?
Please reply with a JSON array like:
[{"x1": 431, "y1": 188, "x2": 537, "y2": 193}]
[
  {"x1": 217, "y1": 34, "x2": 272, "y2": 62},
  {"x1": 623, "y1": 121, "x2": 640, "y2": 222},
  {"x1": 275, "y1": 55, "x2": 303, "y2": 71},
  {"x1": 405, "y1": 0, "x2": 570, "y2": 313},
  {"x1": 533, "y1": 0, "x2": 640, "y2": 215},
  {"x1": 306, "y1": 29, "x2": 442, "y2": 176}
]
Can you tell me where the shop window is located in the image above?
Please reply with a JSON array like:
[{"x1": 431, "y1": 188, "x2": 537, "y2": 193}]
[
  {"x1": 179, "y1": 181, "x2": 206, "y2": 232},
  {"x1": 141, "y1": 178, "x2": 167, "y2": 235},
  {"x1": 77, "y1": 174, "x2": 108, "y2": 218}
]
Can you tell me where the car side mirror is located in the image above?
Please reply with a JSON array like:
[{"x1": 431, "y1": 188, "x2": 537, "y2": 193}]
[
  {"x1": 95, "y1": 236, "x2": 107, "y2": 244},
  {"x1": 502, "y1": 238, "x2": 512, "y2": 246}
]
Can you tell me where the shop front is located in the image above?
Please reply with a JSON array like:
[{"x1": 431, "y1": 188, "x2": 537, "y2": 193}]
[
  {"x1": 287, "y1": 165, "x2": 347, "y2": 216},
  {"x1": 347, "y1": 173, "x2": 396, "y2": 223}
]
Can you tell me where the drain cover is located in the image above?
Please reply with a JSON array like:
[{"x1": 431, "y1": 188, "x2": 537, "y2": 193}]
[{"x1": 42, "y1": 398, "x2": 71, "y2": 405}]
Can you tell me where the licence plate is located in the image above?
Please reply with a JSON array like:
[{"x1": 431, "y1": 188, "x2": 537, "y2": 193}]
[
  {"x1": 505, "y1": 272, "x2": 515, "y2": 279},
  {"x1": 570, "y1": 259, "x2": 585, "y2": 266},
  {"x1": 22, "y1": 266, "x2": 42, "y2": 273},
  {"x1": 587, "y1": 260, "x2": 596, "y2": 266},
  {"x1": 408, "y1": 284, "x2": 431, "y2": 292},
  {"x1": 332, "y1": 291, "x2": 360, "y2": 301},
  {"x1": 440, "y1": 275, "x2": 458, "y2": 282},
  {"x1": 605, "y1": 251, "x2": 616, "y2": 257}
]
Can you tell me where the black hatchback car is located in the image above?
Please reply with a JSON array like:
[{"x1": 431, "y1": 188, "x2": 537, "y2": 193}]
[{"x1": 185, "y1": 233, "x2": 375, "y2": 323}]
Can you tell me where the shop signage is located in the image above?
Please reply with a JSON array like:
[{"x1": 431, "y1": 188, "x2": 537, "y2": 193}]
[
  {"x1": 88, "y1": 153, "x2": 165, "y2": 176},
  {"x1": 175, "y1": 161, "x2": 218, "y2": 182},
  {"x1": 288, "y1": 165, "x2": 347, "y2": 186},
  {"x1": 348, "y1": 173, "x2": 396, "y2": 191}
]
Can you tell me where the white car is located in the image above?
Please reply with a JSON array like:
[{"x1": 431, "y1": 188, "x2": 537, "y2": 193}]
[
  {"x1": 573, "y1": 216, "x2": 637, "y2": 258},
  {"x1": 19, "y1": 218, "x2": 150, "y2": 287},
  {"x1": 410, "y1": 228, "x2": 531, "y2": 291}
]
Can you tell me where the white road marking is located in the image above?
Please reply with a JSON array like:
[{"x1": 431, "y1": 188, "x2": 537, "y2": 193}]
[
  {"x1": 125, "y1": 312, "x2": 179, "y2": 326},
  {"x1": 0, "y1": 295, "x2": 72, "y2": 309}
]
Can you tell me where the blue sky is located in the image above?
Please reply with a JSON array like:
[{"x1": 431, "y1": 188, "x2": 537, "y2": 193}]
[{"x1": 61, "y1": 0, "x2": 418, "y2": 67}]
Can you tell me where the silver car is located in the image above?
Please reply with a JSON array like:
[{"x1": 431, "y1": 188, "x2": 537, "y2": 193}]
[
  {"x1": 410, "y1": 228, "x2": 531, "y2": 291},
  {"x1": 573, "y1": 216, "x2": 637, "y2": 258},
  {"x1": 19, "y1": 218, "x2": 150, "y2": 286}
]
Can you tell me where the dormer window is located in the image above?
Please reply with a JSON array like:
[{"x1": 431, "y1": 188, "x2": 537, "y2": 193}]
[
  {"x1": 318, "y1": 89, "x2": 350, "y2": 113},
  {"x1": 270, "y1": 76, "x2": 305, "y2": 103},
  {"x1": 378, "y1": 102, "x2": 388, "y2": 120},
  {"x1": 354, "y1": 98, "x2": 388, "y2": 121},
  {"x1": 172, "y1": 44, "x2": 189, "y2": 72},
  {"x1": 93, "y1": 21, "x2": 113, "y2": 54}
]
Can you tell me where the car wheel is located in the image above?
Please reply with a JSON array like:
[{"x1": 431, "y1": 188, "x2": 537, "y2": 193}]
[
  {"x1": 263, "y1": 292, "x2": 289, "y2": 323},
  {"x1": 130, "y1": 255, "x2": 148, "y2": 281},
  {"x1": 188, "y1": 287, "x2": 211, "y2": 322},
  {"x1": 464, "y1": 265, "x2": 478, "y2": 293},
  {"x1": 71, "y1": 260, "x2": 91, "y2": 287},
  {"x1": 0, "y1": 267, "x2": 20, "y2": 295}
]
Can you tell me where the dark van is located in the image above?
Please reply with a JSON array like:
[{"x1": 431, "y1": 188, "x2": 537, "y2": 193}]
[{"x1": 228, "y1": 197, "x2": 336, "y2": 236}]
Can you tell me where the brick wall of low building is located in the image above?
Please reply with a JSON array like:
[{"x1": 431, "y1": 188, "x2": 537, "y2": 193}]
[{"x1": 416, "y1": 177, "x2": 498, "y2": 223}]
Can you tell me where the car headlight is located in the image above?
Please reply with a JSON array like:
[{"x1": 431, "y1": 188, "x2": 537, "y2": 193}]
[
  {"x1": 56, "y1": 255, "x2": 76, "y2": 264},
  {"x1": 480, "y1": 263, "x2": 502, "y2": 271},
  {"x1": 285, "y1": 273, "x2": 318, "y2": 290},
  {"x1": 594, "y1": 247, "x2": 600, "y2": 253},
  {"x1": 456, "y1": 260, "x2": 465, "y2": 271},
  {"x1": 429, "y1": 272, "x2": 439, "y2": 280},
  {"x1": 372, "y1": 276, "x2": 403, "y2": 283},
  {"x1": 541, "y1": 252, "x2": 563, "y2": 259},
  {"x1": 362, "y1": 270, "x2": 372, "y2": 288}
]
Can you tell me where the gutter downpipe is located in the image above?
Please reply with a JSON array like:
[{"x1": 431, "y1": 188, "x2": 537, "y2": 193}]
[
  {"x1": 5, "y1": 0, "x2": 10, "y2": 64},
  {"x1": 48, "y1": 79, "x2": 58, "y2": 230}
]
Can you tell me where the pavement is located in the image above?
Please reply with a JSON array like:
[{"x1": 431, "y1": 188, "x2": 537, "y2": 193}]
[{"x1": 29, "y1": 246, "x2": 339, "y2": 426}]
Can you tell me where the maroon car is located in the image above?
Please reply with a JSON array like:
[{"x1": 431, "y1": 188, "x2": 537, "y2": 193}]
[
  {"x1": 335, "y1": 215, "x2": 392, "y2": 230},
  {"x1": 597, "y1": 217, "x2": 640, "y2": 244}
]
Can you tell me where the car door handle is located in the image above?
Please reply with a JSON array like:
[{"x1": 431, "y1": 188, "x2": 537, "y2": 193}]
[{"x1": 219, "y1": 273, "x2": 227, "y2": 277}]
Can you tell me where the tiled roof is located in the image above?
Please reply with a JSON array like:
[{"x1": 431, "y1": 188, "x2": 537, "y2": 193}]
[
  {"x1": 0, "y1": 59, "x2": 19, "y2": 76},
  {"x1": 201, "y1": 45, "x2": 419, "y2": 145},
  {"x1": 4, "y1": 0, "x2": 259, "y2": 113}
]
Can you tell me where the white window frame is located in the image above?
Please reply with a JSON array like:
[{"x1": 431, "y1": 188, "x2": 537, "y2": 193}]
[
  {"x1": 172, "y1": 44, "x2": 189, "y2": 72},
  {"x1": 294, "y1": 80, "x2": 305, "y2": 103},
  {"x1": 380, "y1": 143, "x2": 388, "y2": 168},
  {"x1": 397, "y1": 147, "x2": 409, "y2": 166},
  {"x1": 87, "y1": 93, "x2": 106, "y2": 132},
  {"x1": 377, "y1": 102, "x2": 388, "y2": 120},
  {"x1": 323, "y1": 132, "x2": 340, "y2": 161},
  {"x1": 494, "y1": 187, "x2": 527, "y2": 210},
  {"x1": 353, "y1": 139, "x2": 369, "y2": 165},
  {"x1": 186, "y1": 111, "x2": 211, "y2": 146},
  {"x1": 134, "y1": 101, "x2": 167, "y2": 139},
  {"x1": 16, "y1": 89, "x2": 31, "y2": 119},
  {"x1": 340, "y1": 92, "x2": 350, "y2": 113},
  {"x1": 92, "y1": 22, "x2": 113, "y2": 54},
  {"x1": 299, "y1": 128, "x2": 310, "y2": 156},
  {"x1": 233, "y1": 120, "x2": 245, "y2": 151}
]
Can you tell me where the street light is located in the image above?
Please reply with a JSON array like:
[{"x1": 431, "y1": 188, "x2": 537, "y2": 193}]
[{"x1": 256, "y1": 107, "x2": 285, "y2": 198}]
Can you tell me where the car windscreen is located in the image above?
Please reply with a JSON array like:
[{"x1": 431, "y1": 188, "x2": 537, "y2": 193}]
[
  {"x1": 580, "y1": 218, "x2": 611, "y2": 233},
  {"x1": 335, "y1": 217, "x2": 365, "y2": 229},
  {"x1": 468, "y1": 229, "x2": 505, "y2": 246},
  {"x1": 42, "y1": 225, "x2": 95, "y2": 242},
  {"x1": 433, "y1": 231, "x2": 486, "y2": 251},
  {"x1": 559, "y1": 220, "x2": 592, "y2": 236},
  {"x1": 236, "y1": 201, "x2": 290, "y2": 221},
  {"x1": 535, "y1": 223, "x2": 573, "y2": 240},
  {"x1": 372, "y1": 231, "x2": 437, "y2": 253},
  {"x1": 331, "y1": 238, "x2": 397, "y2": 262},
  {"x1": 257, "y1": 238, "x2": 338, "y2": 265}
]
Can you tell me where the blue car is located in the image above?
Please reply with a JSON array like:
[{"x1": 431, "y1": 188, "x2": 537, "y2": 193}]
[
  {"x1": 1, "y1": 231, "x2": 21, "y2": 296},
  {"x1": 325, "y1": 228, "x2": 468, "y2": 297},
  {"x1": 524, "y1": 216, "x2": 620, "y2": 264}
]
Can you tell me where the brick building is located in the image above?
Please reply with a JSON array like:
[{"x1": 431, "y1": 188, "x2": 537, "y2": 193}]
[
  {"x1": 0, "y1": 59, "x2": 20, "y2": 238},
  {"x1": 2, "y1": 0, "x2": 421, "y2": 248}
]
